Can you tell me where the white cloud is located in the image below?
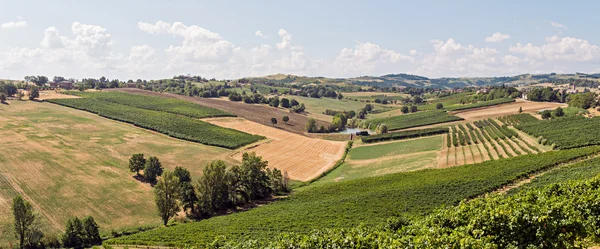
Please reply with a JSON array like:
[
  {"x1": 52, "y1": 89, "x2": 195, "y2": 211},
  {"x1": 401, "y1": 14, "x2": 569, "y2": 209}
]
[
  {"x1": 255, "y1": 30, "x2": 267, "y2": 39},
  {"x1": 485, "y1": 32, "x2": 511, "y2": 43},
  {"x1": 509, "y1": 36, "x2": 600, "y2": 62},
  {"x1": 550, "y1": 21, "x2": 567, "y2": 29},
  {"x1": 333, "y1": 42, "x2": 414, "y2": 75},
  {"x1": 1, "y1": 17, "x2": 27, "y2": 29},
  {"x1": 276, "y1": 29, "x2": 301, "y2": 50}
]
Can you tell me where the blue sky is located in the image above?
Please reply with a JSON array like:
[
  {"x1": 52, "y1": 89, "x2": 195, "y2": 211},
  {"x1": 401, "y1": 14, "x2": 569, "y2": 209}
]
[{"x1": 1, "y1": 0, "x2": 599, "y2": 80}]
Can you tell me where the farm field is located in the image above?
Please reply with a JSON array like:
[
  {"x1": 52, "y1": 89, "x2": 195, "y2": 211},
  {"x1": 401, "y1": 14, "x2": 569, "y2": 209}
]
[
  {"x1": 203, "y1": 117, "x2": 346, "y2": 181},
  {"x1": 0, "y1": 101, "x2": 239, "y2": 244},
  {"x1": 367, "y1": 110, "x2": 463, "y2": 131},
  {"x1": 516, "y1": 116, "x2": 600, "y2": 149},
  {"x1": 452, "y1": 100, "x2": 566, "y2": 120},
  {"x1": 106, "y1": 146, "x2": 600, "y2": 246},
  {"x1": 279, "y1": 94, "x2": 384, "y2": 122},
  {"x1": 110, "y1": 88, "x2": 330, "y2": 135},
  {"x1": 47, "y1": 97, "x2": 262, "y2": 149},
  {"x1": 438, "y1": 119, "x2": 548, "y2": 168},
  {"x1": 317, "y1": 136, "x2": 443, "y2": 184}
]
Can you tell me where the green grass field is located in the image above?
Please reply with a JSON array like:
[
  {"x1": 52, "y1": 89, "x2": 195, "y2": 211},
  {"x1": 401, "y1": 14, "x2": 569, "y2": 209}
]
[
  {"x1": 0, "y1": 100, "x2": 239, "y2": 244},
  {"x1": 280, "y1": 94, "x2": 388, "y2": 122},
  {"x1": 349, "y1": 135, "x2": 442, "y2": 160},
  {"x1": 106, "y1": 146, "x2": 600, "y2": 247}
]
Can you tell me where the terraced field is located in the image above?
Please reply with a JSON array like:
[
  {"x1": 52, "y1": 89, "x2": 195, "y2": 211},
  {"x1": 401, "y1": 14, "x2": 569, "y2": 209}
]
[{"x1": 438, "y1": 118, "x2": 547, "y2": 168}]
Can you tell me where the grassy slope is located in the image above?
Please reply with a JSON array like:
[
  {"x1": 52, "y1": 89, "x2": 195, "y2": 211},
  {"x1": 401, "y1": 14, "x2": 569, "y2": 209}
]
[
  {"x1": 0, "y1": 101, "x2": 238, "y2": 244},
  {"x1": 349, "y1": 136, "x2": 441, "y2": 160},
  {"x1": 107, "y1": 146, "x2": 600, "y2": 246}
]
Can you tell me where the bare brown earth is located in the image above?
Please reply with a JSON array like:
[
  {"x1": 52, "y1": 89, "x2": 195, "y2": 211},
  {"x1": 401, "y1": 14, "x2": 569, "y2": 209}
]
[
  {"x1": 437, "y1": 136, "x2": 449, "y2": 168},
  {"x1": 455, "y1": 146, "x2": 466, "y2": 165},
  {"x1": 38, "y1": 90, "x2": 81, "y2": 100},
  {"x1": 464, "y1": 145, "x2": 475, "y2": 165},
  {"x1": 452, "y1": 100, "x2": 567, "y2": 121},
  {"x1": 109, "y1": 88, "x2": 330, "y2": 136},
  {"x1": 477, "y1": 142, "x2": 492, "y2": 161},
  {"x1": 204, "y1": 117, "x2": 346, "y2": 181}
]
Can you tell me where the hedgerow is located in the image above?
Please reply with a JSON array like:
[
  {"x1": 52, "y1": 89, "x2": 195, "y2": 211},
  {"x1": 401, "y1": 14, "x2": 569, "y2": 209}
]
[
  {"x1": 360, "y1": 127, "x2": 448, "y2": 143},
  {"x1": 446, "y1": 98, "x2": 515, "y2": 111},
  {"x1": 368, "y1": 111, "x2": 463, "y2": 131},
  {"x1": 106, "y1": 146, "x2": 600, "y2": 246},
  {"x1": 47, "y1": 98, "x2": 263, "y2": 149}
]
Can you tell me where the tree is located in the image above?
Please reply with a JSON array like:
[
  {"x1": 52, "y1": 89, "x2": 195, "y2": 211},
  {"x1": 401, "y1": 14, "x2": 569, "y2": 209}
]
[
  {"x1": 519, "y1": 107, "x2": 523, "y2": 113},
  {"x1": 0, "y1": 93, "x2": 6, "y2": 103},
  {"x1": 280, "y1": 98, "x2": 290, "y2": 108},
  {"x1": 436, "y1": 103, "x2": 444, "y2": 109},
  {"x1": 173, "y1": 167, "x2": 197, "y2": 215},
  {"x1": 541, "y1": 110, "x2": 552, "y2": 119},
  {"x1": 306, "y1": 118, "x2": 317, "y2": 132},
  {"x1": 290, "y1": 99, "x2": 299, "y2": 107},
  {"x1": 155, "y1": 171, "x2": 180, "y2": 226},
  {"x1": 128, "y1": 153, "x2": 146, "y2": 176},
  {"x1": 376, "y1": 124, "x2": 388, "y2": 134},
  {"x1": 144, "y1": 156, "x2": 164, "y2": 183},
  {"x1": 555, "y1": 107, "x2": 565, "y2": 117},
  {"x1": 12, "y1": 196, "x2": 35, "y2": 249},
  {"x1": 410, "y1": 105, "x2": 418, "y2": 113},
  {"x1": 282, "y1": 115, "x2": 289, "y2": 124},
  {"x1": 337, "y1": 93, "x2": 344, "y2": 100},
  {"x1": 271, "y1": 117, "x2": 277, "y2": 126},
  {"x1": 568, "y1": 92, "x2": 596, "y2": 109},
  {"x1": 269, "y1": 96, "x2": 280, "y2": 107},
  {"x1": 239, "y1": 152, "x2": 271, "y2": 200},
  {"x1": 53, "y1": 76, "x2": 66, "y2": 83},
  {"x1": 62, "y1": 217, "x2": 83, "y2": 249},
  {"x1": 28, "y1": 86, "x2": 39, "y2": 100},
  {"x1": 401, "y1": 106, "x2": 409, "y2": 114},
  {"x1": 196, "y1": 161, "x2": 229, "y2": 215},
  {"x1": 81, "y1": 216, "x2": 101, "y2": 246}
]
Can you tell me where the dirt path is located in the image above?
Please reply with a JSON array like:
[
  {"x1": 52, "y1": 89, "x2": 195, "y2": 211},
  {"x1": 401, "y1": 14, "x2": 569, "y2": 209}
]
[
  {"x1": 109, "y1": 88, "x2": 330, "y2": 136},
  {"x1": 437, "y1": 136, "x2": 449, "y2": 168},
  {"x1": 464, "y1": 145, "x2": 475, "y2": 165},
  {"x1": 455, "y1": 146, "x2": 466, "y2": 165},
  {"x1": 476, "y1": 142, "x2": 492, "y2": 161},
  {"x1": 446, "y1": 146, "x2": 457, "y2": 168},
  {"x1": 204, "y1": 117, "x2": 345, "y2": 181}
]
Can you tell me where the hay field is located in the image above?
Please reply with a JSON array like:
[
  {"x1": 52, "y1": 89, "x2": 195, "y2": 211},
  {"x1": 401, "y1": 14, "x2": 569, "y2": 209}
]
[{"x1": 204, "y1": 118, "x2": 346, "y2": 181}]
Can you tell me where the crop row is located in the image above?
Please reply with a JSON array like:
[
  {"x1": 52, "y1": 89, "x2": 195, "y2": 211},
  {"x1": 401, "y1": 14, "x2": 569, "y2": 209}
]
[
  {"x1": 368, "y1": 110, "x2": 463, "y2": 131},
  {"x1": 446, "y1": 98, "x2": 515, "y2": 111},
  {"x1": 106, "y1": 146, "x2": 600, "y2": 246},
  {"x1": 361, "y1": 127, "x2": 449, "y2": 143},
  {"x1": 65, "y1": 91, "x2": 234, "y2": 118},
  {"x1": 498, "y1": 113, "x2": 538, "y2": 126},
  {"x1": 47, "y1": 98, "x2": 263, "y2": 149},
  {"x1": 516, "y1": 116, "x2": 600, "y2": 149}
]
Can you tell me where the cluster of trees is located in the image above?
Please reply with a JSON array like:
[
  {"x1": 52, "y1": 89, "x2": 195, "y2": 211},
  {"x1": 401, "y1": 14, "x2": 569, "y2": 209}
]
[
  {"x1": 323, "y1": 109, "x2": 356, "y2": 119},
  {"x1": 527, "y1": 87, "x2": 568, "y2": 103},
  {"x1": 0, "y1": 81, "x2": 33, "y2": 102},
  {"x1": 568, "y1": 92, "x2": 597, "y2": 109},
  {"x1": 287, "y1": 86, "x2": 342, "y2": 99},
  {"x1": 462, "y1": 85, "x2": 520, "y2": 103},
  {"x1": 153, "y1": 152, "x2": 289, "y2": 225},
  {"x1": 11, "y1": 196, "x2": 101, "y2": 249},
  {"x1": 79, "y1": 77, "x2": 121, "y2": 90},
  {"x1": 400, "y1": 105, "x2": 418, "y2": 114},
  {"x1": 128, "y1": 154, "x2": 164, "y2": 183}
]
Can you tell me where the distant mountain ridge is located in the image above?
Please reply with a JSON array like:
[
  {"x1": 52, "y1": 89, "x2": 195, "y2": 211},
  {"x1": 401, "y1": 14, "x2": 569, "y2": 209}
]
[{"x1": 246, "y1": 72, "x2": 600, "y2": 89}]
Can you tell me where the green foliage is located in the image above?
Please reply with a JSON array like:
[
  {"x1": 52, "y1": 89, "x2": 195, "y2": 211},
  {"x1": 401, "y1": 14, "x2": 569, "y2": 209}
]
[
  {"x1": 516, "y1": 116, "x2": 600, "y2": 149},
  {"x1": 435, "y1": 103, "x2": 443, "y2": 109},
  {"x1": 82, "y1": 216, "x2": 102, "y2": 246},
  {"x1": 498, "y1": 113, "x2": 537, "y2": 126},
  {"x1": 555, "y1": 106, "x2": 565, "y2": 117},
  {"x1": 305, "y1": 118, "x2": 317, "y2": 132},
  {"x1": 12, "y1": 196, "x2": 35, "y2": 249},
  {"x1": 446, "y1": 98, "x2": 515, "y2": 111},
  {"x1": 65, "y1": 91, "x2": 233, "y2": 118},
  {"x1": 568, "y1": 92, "x2": 596, "y2": 109},
  {"x1": 155, "y1": 171, "x2": 181, "y2": 226},
  {"x1": 196, "y1": 161, "x2": 229, "y2": 215},
  {"x1": 106, "y1": 146, "x2": 600, "y2": 247},
  {"x1": 230, "y1": 176, "x2": 600, "y2": 248},
  {"x1": 144, "y1": 156, "x2": 163, "y2": 183},
  {"x1": 361, "y1": 127, "x2": 448, "y2": 143},
  {"x1": 270, "y1": 117, "x2": 277, "y2": 126},
  {"x1": 28, "y1": 86, "x2": 39, "y2": 100},
  {"x1": 47, "y1": 98, "x2": 263, "y2": 149},
  {"x1": 0, "y1": 93, "x2": 6, "y2": 103},
  {"x1": 62, "y1": 217, "x2": 83, "y2": 249},
  {"x1": 369, "y1": 111, "x2": 463, "y2": 131},
  {"x1": 128, "y1": 153, "x2": 146, "y2": 175},
  {"x1": 541, "y1": 110, "x2": 552, "y2": 119},
  {"x1": 282, "y1": 115, "x2": 289, "y2": 124},
  {"x1": 400, "y1": 106, "x2": 409, "y2": 114}
]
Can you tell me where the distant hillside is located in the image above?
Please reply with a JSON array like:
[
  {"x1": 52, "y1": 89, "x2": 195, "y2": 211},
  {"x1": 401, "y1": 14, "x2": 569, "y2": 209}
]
[{"x1": 245, "y1": 72, "x2": 600, "y2": 89}]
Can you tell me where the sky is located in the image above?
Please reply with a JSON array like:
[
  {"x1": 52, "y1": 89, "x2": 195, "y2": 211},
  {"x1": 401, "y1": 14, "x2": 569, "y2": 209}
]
[{"x1": 1, "y1": 0, "x2": 600, "y2": 80}]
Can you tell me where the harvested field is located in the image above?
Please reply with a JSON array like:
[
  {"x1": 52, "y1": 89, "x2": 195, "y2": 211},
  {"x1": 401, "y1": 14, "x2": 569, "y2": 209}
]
[
  {"x1": 109, "y1": 88, "x2": 330, "y2": 135},
  {"x1": 0, "y1": 101, "x2": 237, "y2": 244},
  {"x1": 453, "y1": 100, "x2": 566, "y2": 121},
  {"x1": 38, "y1": 90, "x2": 81, "y2": 100},
  {"x1": 204, "y1": 118, "x2": 346, "y2": 181}
]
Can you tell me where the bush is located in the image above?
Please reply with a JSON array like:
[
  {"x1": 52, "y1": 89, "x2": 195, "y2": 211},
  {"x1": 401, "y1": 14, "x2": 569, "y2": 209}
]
[
  {"x1": 435, "y1": 103, "x2": 443, "y2": 109},
  {"x1": 540, "y1": 110, "x2": 552, "y2": 119}
]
